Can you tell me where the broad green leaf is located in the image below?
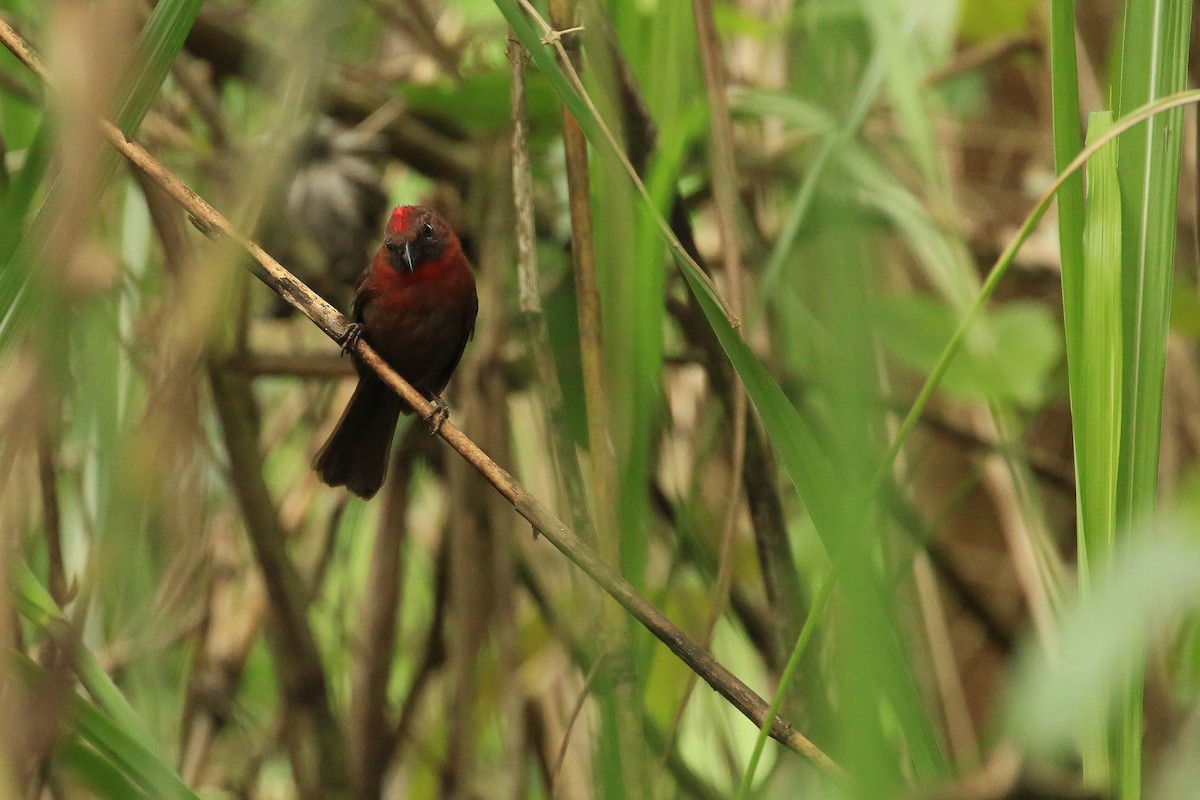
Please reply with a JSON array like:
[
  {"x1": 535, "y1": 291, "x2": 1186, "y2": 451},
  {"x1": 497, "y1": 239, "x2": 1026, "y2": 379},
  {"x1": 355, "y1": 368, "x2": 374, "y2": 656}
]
[
  {"x1": 401, "y1": 71, "x2": 561, "y2": 134},
  {"x1": 877, "y1": 296, "x2": 1061, "y2": 407},
  {"x1": 959, "y1": 0, "x2": 1036, "y2": 41}
]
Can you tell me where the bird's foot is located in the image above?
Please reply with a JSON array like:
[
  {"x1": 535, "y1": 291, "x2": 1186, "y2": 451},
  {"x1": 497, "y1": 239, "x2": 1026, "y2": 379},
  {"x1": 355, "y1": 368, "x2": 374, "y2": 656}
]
[
  {"x1": 423, "y1": 396, "x2": 450, "y2": 435},
  {"x1": 338, "y1": 322, "x2": 364, "y2": 356}
]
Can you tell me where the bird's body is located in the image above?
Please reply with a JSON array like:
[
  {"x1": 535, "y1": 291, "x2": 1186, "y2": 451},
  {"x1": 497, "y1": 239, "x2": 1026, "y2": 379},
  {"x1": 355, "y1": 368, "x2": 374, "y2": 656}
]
[{"x1": 314, "y1": 205, "x2": 477, "y2": 498}]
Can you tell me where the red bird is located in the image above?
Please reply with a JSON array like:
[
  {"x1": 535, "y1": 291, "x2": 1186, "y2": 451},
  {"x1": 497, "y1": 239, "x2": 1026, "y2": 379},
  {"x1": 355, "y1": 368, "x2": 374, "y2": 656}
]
[{"x1": 314, "y1": 205, "x2": 478, "y2": 498}]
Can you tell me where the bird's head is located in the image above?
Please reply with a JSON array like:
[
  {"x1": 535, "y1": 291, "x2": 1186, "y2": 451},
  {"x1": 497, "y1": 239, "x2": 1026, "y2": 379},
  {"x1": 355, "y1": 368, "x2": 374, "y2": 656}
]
[{"x1": 382, "y1": 205, "x2": 457, "y2": 273}]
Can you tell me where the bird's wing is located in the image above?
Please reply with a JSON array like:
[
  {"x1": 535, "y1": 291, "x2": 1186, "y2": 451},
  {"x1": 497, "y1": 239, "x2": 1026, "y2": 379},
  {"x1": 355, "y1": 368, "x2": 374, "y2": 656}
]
[{"x1": 431, "y1": 292, "x2": 479, "y2": 396}]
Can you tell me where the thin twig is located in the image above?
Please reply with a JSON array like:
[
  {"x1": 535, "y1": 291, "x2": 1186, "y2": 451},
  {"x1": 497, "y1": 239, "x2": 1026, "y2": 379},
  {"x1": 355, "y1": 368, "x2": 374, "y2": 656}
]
[
  {"x1": 210, "y1": 369, "x2": 351, "y2": 800},
  {"x1": 0, "y1": 18, "x2": 835, "y2": 771},
  {"x1": 390, "y1": 533, "x2": 449, "y2": 755},
  {"x1": 661, "y1": 0, "x2": 753, "y2": 758},
  {"x1": 359, "y1": 0, "x2": 462, "y2": 80},
  {"x1": 182, "y1": 10, "x2": 477, "y2": 184},
  {"x1": 141, "y1": 155, "x2": 349, "y2": 796},
  {"x1": 507, "y1": 36, "x2": 595, "y2": 545},
  {"x1": 609, "y1": 40, "x2": 809, "y2": 673},
  {"x1": 549, "y1": 654, "x2": 605, "y2": 798},
  {"x1": 512, "y1": 0, "x2": 732, "y2": 321},
  {"x1": 913, "y1": 553, "x2": 980, "y2": 770},
  {"x1": 925, "y1": 34, "x2": 1041, "y2": 85},
  {"x1": 36, "y1": 428, "x2": 68, "y2": 607},
  {"x1": 518, "y1": 559, "x2": 730, "y2": 800},
  {"x1": 545, "y1": 0, "x2": 618, "y2": 559},
  {"x1": 544, "y1": 1, "x2": 649, "y2": 793}
]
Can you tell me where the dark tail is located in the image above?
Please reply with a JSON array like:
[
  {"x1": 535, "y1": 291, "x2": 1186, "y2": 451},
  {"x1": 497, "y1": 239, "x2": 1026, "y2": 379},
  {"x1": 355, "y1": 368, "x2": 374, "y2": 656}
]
[{"x1": 313, "y1": 374, "x2": 403, "y2": 499}]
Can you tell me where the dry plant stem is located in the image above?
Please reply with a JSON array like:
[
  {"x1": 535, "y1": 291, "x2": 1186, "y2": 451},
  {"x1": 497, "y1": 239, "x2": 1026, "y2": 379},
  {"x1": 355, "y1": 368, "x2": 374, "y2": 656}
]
[
  {"x1": 508, "y1": 37, "x2": 594, "y2": 543},
  {"x1": 665, "y1": 298, "x2": 806, "y2": 654},
  {"x1": 925, "y1": 34, "x2": 1040, "y2": 85},
  {"x1": 549, "y1": 654, "x2": 606, "y2": 797},
  {"x1": 390, "y1": 536, "x2": 449, "y2": 756},
  {"x1": 547, "y1": 3, "x2": 619, "y2": 559},
  {"x1": 607, "y1": 38, "x2": 807, "y2": 662},
  {"x1": 691, "y1": 0, "x2": 745, "y2": 318},
  {"x1": 445, "y1": 167, "x2": 511, "y2": 795},
  {"x1": 210, "y1": 369, "x2": 350, "y2": 800},
  {"x1": 482, "y1": 151, "x2": 533, "y2": 800},
  {"x1": 971, "y1": 410, "x2": 1056, "y2": 651},
  {"x1": 225, "y1": 354, "x2": 355, "y2": 378},
  {"x1": 0, "y1": 20, "x2": 834, "y2": 773},
  {"x1": 524, "y1": 699, "x2": 561, "y2": 797},
  {"x1": 181, "y1": 10, "x2": 476, "y2": 184},
  {"x1": 36, "y1": 429, "x2": 68, "y2": 606},
  {"x1": 660, "y1": 0, "x2": 753, "y2": 763},
  {"x1": 545, "y1": 1, "x2": 649, "y2": 794},
  {"x1": 517, "y1": 561, "x2": 727, "y2": 800},
  {"x1": 913, "y1": 553, "x2": 980, "y2": 770},
  {"x1": 514, "y1": 0, "x2": 731, "y2": 317},
  {"x1": 360, "y1": 0, "x2": 462, "y2": 80},
  {"x1": 691, "y1": 0, "x2": 748, "y2": 629},
  {"x1": 349, "y1": 425, "x2": 428, "y2": 800},
  {"x1": 884, "y1": 487, "x2": 1015, "y2": 653}
]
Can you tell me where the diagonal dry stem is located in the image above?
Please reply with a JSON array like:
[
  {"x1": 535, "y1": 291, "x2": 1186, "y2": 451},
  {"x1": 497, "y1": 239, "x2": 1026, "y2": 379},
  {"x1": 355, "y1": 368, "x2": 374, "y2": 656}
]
[{"x1": 0, "y1": 16, "x2": 837, "y2": 773}]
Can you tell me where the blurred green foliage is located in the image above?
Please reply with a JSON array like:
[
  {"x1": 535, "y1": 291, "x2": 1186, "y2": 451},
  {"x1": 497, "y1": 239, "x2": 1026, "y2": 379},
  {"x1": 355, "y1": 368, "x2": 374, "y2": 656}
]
[{"x1": 1, "y1": 1, "x2": 1199, "y2": 799}]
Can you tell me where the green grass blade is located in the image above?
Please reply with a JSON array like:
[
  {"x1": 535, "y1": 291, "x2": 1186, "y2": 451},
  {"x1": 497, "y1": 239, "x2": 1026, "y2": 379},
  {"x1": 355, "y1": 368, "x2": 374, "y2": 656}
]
[
  {"x1": 497, "y1": 0, "x2": 847, "y2": 540},
  {"x1": 1112, "y1": 4, "x2": 1192, "y2": 797},
  {"x1": 1050, "y1": 0, "x2": 1086, "y2": 382},
  {"x1": 57, "y1": 739, "x2": 152, "y2": 800},
  {"x1": 0, "y1": 0, "x2": 204, "y2": 358},
  {"x1": 758, "y1": 10, "x2": 918, "y2": 296},
  {"x1": 113, "y1": 0, "x2": 206, "y2": 133},
  {"x1": 13, "y1": 567, "x2": 167, "y2": 764},
  {"x1": 1114, "y1": 0, "x2": 1192, "y2": 525},
  {"x1": 0, "y1": 120, "x2": 49, "y2": 354},
  {"x1": 676, "y1": 260, "x2": 842, "y2": 537},
  {"x1": 11, "y1": 569, "x2": 201, "y2": 800},
  {"x1": 1050, "y1": 1, "x2": 1088, "y2": 534},
  {"x1": 1074, "y1": 110, "x2": 1124, "y2": 786},
  {"x1": 1077, "y1": 111, "x2": 1123, "y2": 581},
  {"x1": 873, "y1": 89, "x2": 1200, "y2": 491},
  {"x1": 734, "y1": 571, "x2": 836, "y2": 800}
]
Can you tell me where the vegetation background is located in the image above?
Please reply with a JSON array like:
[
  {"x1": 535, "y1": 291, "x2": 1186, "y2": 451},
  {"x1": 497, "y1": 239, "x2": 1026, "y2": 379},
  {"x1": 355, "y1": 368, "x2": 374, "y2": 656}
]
[{"x1": 2, "y1": 0, "x2": 1200, "y2": 798}]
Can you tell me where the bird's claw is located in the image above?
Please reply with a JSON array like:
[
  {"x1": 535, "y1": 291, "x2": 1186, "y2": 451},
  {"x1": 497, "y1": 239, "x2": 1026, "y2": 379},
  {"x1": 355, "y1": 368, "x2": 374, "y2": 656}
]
[
  {"x1": 423, "y1": 396, "x2": 450, "y2": 435},
  {"x1": 339, "y1": 323, "x2": 364, "y2": 356}
]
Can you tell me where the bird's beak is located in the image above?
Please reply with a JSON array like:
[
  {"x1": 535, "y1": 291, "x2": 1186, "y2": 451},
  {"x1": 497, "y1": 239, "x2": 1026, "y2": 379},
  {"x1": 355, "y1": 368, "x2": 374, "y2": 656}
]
[{"x1": 403, "y1": 243, "x2": 415, "y2": 272}]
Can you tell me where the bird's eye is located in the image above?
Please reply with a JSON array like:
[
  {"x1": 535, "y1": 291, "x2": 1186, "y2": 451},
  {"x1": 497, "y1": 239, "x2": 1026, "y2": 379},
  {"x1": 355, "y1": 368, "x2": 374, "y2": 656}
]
[
  {"x1": 385, "y1": 240, "x2": 400, "y2": 253},
  {"x1": 421, "y1": 222, "x2": 435, "y2": 238}
]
